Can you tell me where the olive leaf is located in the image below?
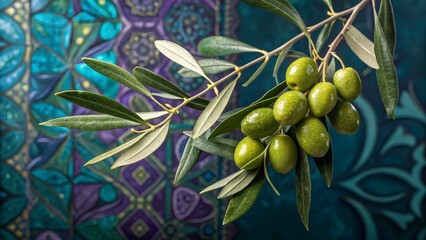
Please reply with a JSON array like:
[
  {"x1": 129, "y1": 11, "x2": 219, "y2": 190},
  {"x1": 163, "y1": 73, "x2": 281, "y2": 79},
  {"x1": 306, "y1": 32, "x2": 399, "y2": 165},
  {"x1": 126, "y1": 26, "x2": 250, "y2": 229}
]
[
  {"x1": 322, "y1": 0, "x2": 334, "y2": 11},
  {"x1": 133, "y1": 67, "x2": 209, "y2": 110},
  {"x1": 315, "y1": 21, "x2": 335, "y2": 52},
  {"x1": 344, "y1": 25, "x2": 379, "y2": 69},
  {"x1": 287, "y1": 50, "x2": 308, "y2": 59},
  {"x1": 198, "y1": 36, "x2": 261, "y2": 56},
  {"x1": 218, "y1": 168, "x2": 259, "y2": 199},
  {"x1": 313, "y1": 118, "x2": 333, "y2": 187},
  {"x1": 373, "y1": 9, "x2": 399, "y2": 119},
  {"x1": 84, "y1": 133, "x2": 146, "y2": 166},
  {"x1": 174, "y1": 137, "x2": 201, "y2": 185},
  {"x1": 178, "y1": 59, "x2": 236, "y2": 78},
  {"x1": 212, "y1": 137, "x2": 239, "y2": 147},
  {"x1": 218, "y1": 107, "x2": 244, "y2": 122},
  {"x1": 130, "y1": 95, "x2": 153, "y2": 112},
  {"x1": 241, "y1": 0, "x2": 306, "y2": 32},
  {"x1": 325, "y1": 57, "x2": 336, "y2": 82},
  {"x1": 379, "y1": 0, "x2": 396, "y2": 56},
  {"x1": 254, "y1": 81, "x2": 287, "y2": 103},
  {"x1": 193, "y1": 80, "x2": 237, "y2": 139},
  {"x1": 55, "y1": 90, "x2": 148, "y2": 125},
  {"x1": 82, "y1": 58, "x2": 151, "y2": 97},
  {"x1": 192, "y1": 135, "x2": 236, "y2": 160},
  {"x1": 39, "y1": 111, "x2": 167, "y2": 131},
  {"x1": 273, "y1": 43, "x2": 294, "y2": 83},
  {"x1": 151, "y1": 92, "x2": 183, "y2": 100},
  {"x1": 200, "y1": 170, "x2": 245, "y2": 194},
  {"x1": 295, "y1": 149, "x2": 311, "y2": 231},
  {"x1": 155, "y1": 40, "x2": 210, "y2": 80},
  {"x1": 263, "y1": 154, "x2": 280, "y2": 196},
  {"x1": 242, "y1": 57, "x2": 270, "y2": 87},
  {"x1": 222, "y1": 172, "x2": 264, "y2": 225},
  {"x1": 209, "y1": 96, "x2": 278, "y2": 139},
  {"x1": 111, "y1": 122, "x2": 170, "y2": 169}
]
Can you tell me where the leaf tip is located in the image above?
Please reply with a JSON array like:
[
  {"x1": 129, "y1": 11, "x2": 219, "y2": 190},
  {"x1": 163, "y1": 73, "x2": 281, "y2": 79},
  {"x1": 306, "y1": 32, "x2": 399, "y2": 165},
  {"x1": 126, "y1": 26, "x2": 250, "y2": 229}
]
[{"x1": 110, "y1": 163, "x2": 120, "y2": 170}]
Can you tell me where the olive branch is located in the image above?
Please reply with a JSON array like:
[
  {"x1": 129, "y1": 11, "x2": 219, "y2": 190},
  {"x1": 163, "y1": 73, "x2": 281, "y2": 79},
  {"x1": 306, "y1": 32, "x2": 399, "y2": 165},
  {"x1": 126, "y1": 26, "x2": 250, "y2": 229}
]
[{"x1": 40, "y1": 0, "x2": 398, "y2": 229}]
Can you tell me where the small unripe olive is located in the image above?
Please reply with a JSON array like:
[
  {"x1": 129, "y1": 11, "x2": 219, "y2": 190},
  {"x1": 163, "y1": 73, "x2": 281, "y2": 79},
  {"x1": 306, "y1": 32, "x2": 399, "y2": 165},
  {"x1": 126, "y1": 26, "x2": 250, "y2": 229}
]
[
  {"x1": 296, "y1": 116, "x2": 330, "y2": 158},
  {"x1": 286, "y1": 57, "x2": 319, "y2": 91},
  {"x1": 333, "y1": 67, "x2": 362, "y2": 101},
  {"x1": 241, "y1": 108, "x2": 280, "y2": 139},
  {"x1": 268, "y1": 135, "x2": 298, "y2": 174},
  {"x1": 273, "y1": 91, "x2": 308, "y2": 125},
  {"x1": 234, "y1": 137, "x2": 265, "y2": 170},
  {"x1": 308, "y1": 82, "x2": 338, "y2": 117},
  {"x1": 327, "y1": 99, "x2": 360, "y2": 134}
]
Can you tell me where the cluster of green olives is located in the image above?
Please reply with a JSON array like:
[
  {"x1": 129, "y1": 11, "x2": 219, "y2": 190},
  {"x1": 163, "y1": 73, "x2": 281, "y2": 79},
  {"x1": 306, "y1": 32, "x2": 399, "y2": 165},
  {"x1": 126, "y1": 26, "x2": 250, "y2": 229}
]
[{"x1": 234, "y1": 57, "x2": 361, "y2": 174}]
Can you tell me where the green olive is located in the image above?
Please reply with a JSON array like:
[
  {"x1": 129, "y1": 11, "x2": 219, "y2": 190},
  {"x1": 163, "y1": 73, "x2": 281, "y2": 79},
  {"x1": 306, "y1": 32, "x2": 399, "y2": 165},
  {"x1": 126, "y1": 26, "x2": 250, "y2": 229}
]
[
  {"x1": 327, "y1": 99, "x2": 360, "y2": 134},
  {"x1": 308, "y1": 82, "x2": 338, "y2": 117},
  {"x1": 268, "y1": 135, "x2": 298, "y2": 174},
  {"x1": 273, "y1": 90, "x2": 308, "y2": 125},
  {"x1": 333, "y1": 67, "x2": 362, "y2": 101},
  {"x1": 286, "y1": 57, "x2": 319, "y2": 91},
  {"x1": 234, "y1": 137, "x2": 265, "y2": 170},
  {"x1": 296, "y1": 116, "x2": 330, "y2": 158},
  {"x1": 241, "y1": 108, "x2": 280, "y2": 138}
]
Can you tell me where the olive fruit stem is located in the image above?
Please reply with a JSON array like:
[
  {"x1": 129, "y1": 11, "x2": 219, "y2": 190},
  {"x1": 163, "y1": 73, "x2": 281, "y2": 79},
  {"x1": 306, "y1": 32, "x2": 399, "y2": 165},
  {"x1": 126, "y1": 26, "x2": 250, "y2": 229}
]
[{"x1": 331, "y1": 52, "x2": 346, "y2": 69}]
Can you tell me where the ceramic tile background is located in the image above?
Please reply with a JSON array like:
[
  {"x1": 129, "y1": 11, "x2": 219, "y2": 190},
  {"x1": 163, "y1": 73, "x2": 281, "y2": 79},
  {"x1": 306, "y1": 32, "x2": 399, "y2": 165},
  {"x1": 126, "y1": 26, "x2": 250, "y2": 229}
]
[{"x1": 0, "y1": 0, "x2": 425, "y2": 239}]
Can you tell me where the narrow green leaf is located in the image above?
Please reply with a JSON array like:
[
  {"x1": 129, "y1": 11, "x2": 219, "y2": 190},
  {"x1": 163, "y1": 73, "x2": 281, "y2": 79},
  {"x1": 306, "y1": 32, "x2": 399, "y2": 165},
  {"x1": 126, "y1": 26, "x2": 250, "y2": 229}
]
[
  {"x1": 82, "y1": 58, "x2": 151, "y2": 96},
  {"x1": 313, "y1": 118, "x2": 333, "y2": 187},
  {"x1": 295, "y1": 149, "x2": 311, "y2": 231},
  {"x1": 374, "y1": 10, "x2": 399, "y2": 119},
  {"x1": 379, "y1": 0, "x2": 396, "y2": 56},
  {"x1": 255, "y1": 81, "x2": 287, "y2": 103},
  {"x1": 174, "y1": 137, "x2": 201, "y2": 184},
  {"x1": 344, "y1": 25, "x2": 379, "y2": 69},
  {"x1": 325, "y1": 57, "x2": 336, "y2": 82},
  {"x1": 133, "y1": 67, "x2": 209, "y2": 110},
  {"x1": 134, "y1": 67, "x2": 187, "y2": 97},
  {"x1": 218, "y1": 107, "x2": 244, "y2": 122},
  {"x1": 209, "y1": 96, "x2": 278, "y2": 139},
  {"x1": 287, "y1": 50, "x2": 308, "y2": 59},
  {"x1": 322, "y1": 0, "x2": 334, "y2": 11},
  {"x1": 198, "y1": 36, "x2": 261, "y2": 56},
  {"x1": 40, "y1": 115, "x2": 140, "y2": 130},
  {"x1": 212, "y1": 137, "x2": 239, "y2": 147},
  {"x1": 193, "y1": 80, "x2": 237, "y2": 139},
  {"x1": 151, "y1": 92, "x2": 183, "y2": 100},
  {"x1": 40, "y1": 111, "x2": 166, "y2": 131},
  {"x1": 84, "y1": 134, "x2": 145, "y2": 166},
  {"x1": 111, "y1": 122, "x2": 170, "y2": 168},
  {"x1": 264, "y1": 154, "x2": 280, "y2": 196},
  {"x1": 130, "y1": 95, "x2": 153, "y2": 112},
  {"x1": 192, "y1": 136, "x2": 236, "y2": 160},
  {"x1": 223, "y1": 172, "x2": 264, "y2": 225},
  {"x1": 241, "y1": 0, "x2": 306, "y2": 32},
  {"x1": 218, "y1": 168, "x2": 259, "y2": 199},
  {"x1": 200, "y1": 170, "x2": 245, "y2": 194},
  {"x1": 179, "y1": 59, "x2": 236, "y2": 78},
  {"x1": 242, "y1": 57, "x2": 269, "y2": 87},
  {"x1": 155, "y1": 40, "x2": 209, "y2": 80},
  {"x1": 315, "y1": 21, "x2": 335, "y2": 52},
  {"x1": 55, "y1": 90, "x2": 147, "y2": 125},
  {"x1": 241, "y1": 146, "x2": 267, "y2": 170},
  {"x1": 273, "y1": 43, "x2": 294, "y2": 81}
]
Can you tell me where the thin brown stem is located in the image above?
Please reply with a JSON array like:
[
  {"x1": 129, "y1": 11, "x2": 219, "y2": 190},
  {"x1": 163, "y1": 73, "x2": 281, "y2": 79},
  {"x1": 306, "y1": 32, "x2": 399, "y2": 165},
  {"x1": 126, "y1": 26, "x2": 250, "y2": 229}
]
[{"x1": 318, "y1": 0, "x2": 370, "y2": 73}]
